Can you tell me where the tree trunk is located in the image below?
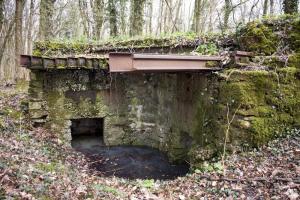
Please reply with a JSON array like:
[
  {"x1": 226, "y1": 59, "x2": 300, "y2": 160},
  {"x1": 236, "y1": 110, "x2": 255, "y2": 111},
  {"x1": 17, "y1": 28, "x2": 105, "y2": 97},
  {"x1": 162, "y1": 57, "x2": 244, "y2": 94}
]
[
  {"x1": 156, "y1": 0, "x2": 164, "y2": 35},
  {"x1": 39, "y1": 0, "x2": 56, "y2": 40},
  {"x1": 146, "y1": 0, "x2": 153, "y2": 35},
  {"x1": 78, "y1": 0, "x2": 91, "y2": 37},
  {"x1": 208, "y1": 0, "x2": 214, "y2": 32},
  {"x1": 0, "y1": 19, "x2": 14, "y2": 66},
  {"x1": 27, "y1": 0, "x2": 34, "y2": 54},
  {"x1": 269, "y1": 0, "x2": 274, "y2": 15},
  {"x1": 192, "y1": 0, "x2": 200, "y2": 33},
  {"x1": 108, "y1": 0, "x2": 118, "y2": 37},
  {"x1": 223, "y1": 0, "x2": 231, "y2": 31},
  {"x1": 170, "y1": 0, "x2": 180, "y2": 33},
  {"x1": 92, "y1": 0, "x2": 104, "y2": 40},
  {"x1": 0, "y1": 0, "x2": 4, "y2": 31},
  {"x1": 119, "y1": 0, "x2": 127, "y2": 35},
  {"x1": 129, "y1": 0, "x2": 145, "y2": 36},
  {"x1": 263, "y1": 0, "x2": 268, "y2": 16},
  {"x1": 15, "y1": 0, "x2": 24, "y2": 80},
  {"x1": 283, "y1": 0, "x2": 298, "y2": 14}
]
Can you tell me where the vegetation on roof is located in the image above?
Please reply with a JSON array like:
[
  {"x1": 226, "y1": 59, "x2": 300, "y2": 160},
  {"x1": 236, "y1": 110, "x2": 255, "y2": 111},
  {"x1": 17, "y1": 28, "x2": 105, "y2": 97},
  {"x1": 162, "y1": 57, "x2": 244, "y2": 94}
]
[{"x1": 33, "y1": 32, "x2": 235, "y2": 57}]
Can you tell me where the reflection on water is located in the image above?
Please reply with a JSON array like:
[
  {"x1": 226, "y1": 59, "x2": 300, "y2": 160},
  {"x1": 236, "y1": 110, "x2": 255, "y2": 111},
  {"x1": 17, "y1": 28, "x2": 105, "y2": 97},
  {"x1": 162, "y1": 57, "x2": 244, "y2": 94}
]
[{"x1": 72, "y1": 135, "x2": 190, "y2": 180}]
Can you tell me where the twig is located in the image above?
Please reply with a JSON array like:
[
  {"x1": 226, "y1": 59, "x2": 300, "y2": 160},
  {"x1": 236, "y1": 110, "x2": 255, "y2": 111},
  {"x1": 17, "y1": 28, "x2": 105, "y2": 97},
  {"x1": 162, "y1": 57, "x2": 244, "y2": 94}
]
[
  {"x1": 221, "y1": 103, "x2": 241, "y2": 175},
  {"x1": 198, "y1": 175, "x2": 300, "y2": 184},
  {"x1": 0, "y1": 169, "x2": 9, "y2": 184}
]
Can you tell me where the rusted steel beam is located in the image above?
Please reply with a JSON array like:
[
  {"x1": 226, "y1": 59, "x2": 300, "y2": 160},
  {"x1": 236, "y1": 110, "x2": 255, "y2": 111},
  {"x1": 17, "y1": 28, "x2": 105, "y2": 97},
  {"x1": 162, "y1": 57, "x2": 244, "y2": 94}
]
[
  {"x1": 20, "y1": 55, "x2": 108, "y2": 70},
  {"x1": 109, "y1": 53, "x2": 222, "y2": 72},
  {"x1": 232, "y1": 51, "x2": 254, "y2": 64},
  {"x1": 133, "y1": 54, "x2": 223, "y2": 61}
]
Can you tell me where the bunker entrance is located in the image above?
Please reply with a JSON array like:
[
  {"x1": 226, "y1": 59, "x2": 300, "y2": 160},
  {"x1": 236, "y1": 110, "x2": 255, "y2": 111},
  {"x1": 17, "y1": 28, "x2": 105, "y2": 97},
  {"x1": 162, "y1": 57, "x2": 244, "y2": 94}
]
[
  {"x1": 71, "y1": 118, "x2": 104, "y2": 150},
  {"x1": 70, "y1": 118, "x2": 190, "y2": 180}
]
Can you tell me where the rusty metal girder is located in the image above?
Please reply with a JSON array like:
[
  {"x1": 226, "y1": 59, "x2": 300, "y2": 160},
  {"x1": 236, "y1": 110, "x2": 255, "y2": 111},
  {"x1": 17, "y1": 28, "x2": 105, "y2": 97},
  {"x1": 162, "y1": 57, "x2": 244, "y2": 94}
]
[
  {"x1": 108, "y1": 53, "x2": 222, "y2": 72},
  {"x1": 20, "y1": 55, "x2": 108, "y2": 70}
]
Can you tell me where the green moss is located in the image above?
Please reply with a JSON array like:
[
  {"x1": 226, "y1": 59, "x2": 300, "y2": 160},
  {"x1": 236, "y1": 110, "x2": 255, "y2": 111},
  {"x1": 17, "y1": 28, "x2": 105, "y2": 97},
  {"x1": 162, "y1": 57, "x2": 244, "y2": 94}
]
[
  {"x1": 250, "y1": 117, "x2": 274, "y2": 146},
  {"x1": 238, "y1": 21, "x2": 279, "y2": 55},
  {"x1": 99, "y1": 58, "x2": 109, "y2": 69},
  {"x1": 33, "y1": 49, "x2": 42, "y2": 57},
  {"x1": 288, "y1": 54, "x2": 300, "y2": 69},
  {"x1": 237, "y1": 106, "x2": 275, "y2": 117},
  {"x1": 192, "y1": 89, "x2": 220, "y2": 147},
  {"x1": 288, "y1": 17, "x2": 300, "y2": 52},
  {"x1": 195, "y1": 43, "x2": 218, "y2": 55},
  {"x1": 220, "y1": 82, "x2": 261, "y2": 109},
  {"x1": 34, "y1": 40, "x2": 90, "y2": 56},
  {"x1": 206, "y1": 61, "x2": 219, "y2": 68},
  {"x1": 255, "y1": 56, "x2": 286, "y2": 69},
  {"x1": 216, "y1": 66, "x2": 300, "y2": 148}
]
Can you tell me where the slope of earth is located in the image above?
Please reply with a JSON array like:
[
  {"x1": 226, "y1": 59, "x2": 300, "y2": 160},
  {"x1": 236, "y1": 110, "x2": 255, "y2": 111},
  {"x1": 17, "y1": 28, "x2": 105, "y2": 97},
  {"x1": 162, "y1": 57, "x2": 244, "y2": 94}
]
[{"x1": 0, "y1": 85, "x2": 299, "y2": 199}]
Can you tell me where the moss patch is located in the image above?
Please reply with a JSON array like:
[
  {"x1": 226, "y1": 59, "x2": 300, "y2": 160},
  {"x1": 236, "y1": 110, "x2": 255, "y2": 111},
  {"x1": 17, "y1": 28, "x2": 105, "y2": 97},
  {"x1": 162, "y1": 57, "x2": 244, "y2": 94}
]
[
  {"x1": 238, "y1": 21, "x2": 279, "y2": 55},
  {"x1": 216, "y1": 67, "x2": 299, "y2": 148}
]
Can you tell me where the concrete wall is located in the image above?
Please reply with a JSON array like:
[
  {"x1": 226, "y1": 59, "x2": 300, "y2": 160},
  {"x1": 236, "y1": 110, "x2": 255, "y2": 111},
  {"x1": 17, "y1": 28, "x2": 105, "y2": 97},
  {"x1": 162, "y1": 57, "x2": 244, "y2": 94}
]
[
  {"x1": 28, "y1": 69, "x2": 218, "y2": 162},
  {"x1": 28, "y1": 65, "x2": 300, "y2": 166}
]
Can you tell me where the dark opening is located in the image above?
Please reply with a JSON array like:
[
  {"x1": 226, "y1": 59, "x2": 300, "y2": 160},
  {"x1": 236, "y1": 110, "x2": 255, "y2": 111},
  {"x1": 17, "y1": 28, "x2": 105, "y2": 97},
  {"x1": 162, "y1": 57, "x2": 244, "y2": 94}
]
[
  {"x1": 71, "y1": 118, "x2": 104, "y2": 150},
  {"x1": 70, "y1": 118, "x2": 190, "y2": 180}
]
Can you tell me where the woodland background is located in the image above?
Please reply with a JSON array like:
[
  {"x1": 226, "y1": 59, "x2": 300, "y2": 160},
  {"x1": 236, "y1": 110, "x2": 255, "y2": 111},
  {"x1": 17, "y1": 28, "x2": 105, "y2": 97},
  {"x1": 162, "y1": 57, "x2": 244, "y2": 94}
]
[{"x1": 0, "y1": 0, "x2": 299, "y2": 83}]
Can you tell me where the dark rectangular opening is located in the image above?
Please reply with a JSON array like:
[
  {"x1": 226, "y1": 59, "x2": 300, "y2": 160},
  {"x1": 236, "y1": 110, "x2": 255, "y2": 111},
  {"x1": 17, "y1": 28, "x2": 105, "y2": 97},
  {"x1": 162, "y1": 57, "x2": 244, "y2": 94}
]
[{"x1": 71, "y1": 118, "x2": 104, "y2": 149}]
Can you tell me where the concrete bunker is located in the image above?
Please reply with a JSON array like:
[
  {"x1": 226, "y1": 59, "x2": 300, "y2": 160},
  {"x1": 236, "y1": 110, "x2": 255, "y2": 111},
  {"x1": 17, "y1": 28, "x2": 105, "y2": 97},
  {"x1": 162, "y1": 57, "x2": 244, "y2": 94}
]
[
  {"x1": 21, "y1": 29, "x2": 300, "y2": 178},
  {"x1": 21, "y1": 53, "x2": 223, "y2": 179}
]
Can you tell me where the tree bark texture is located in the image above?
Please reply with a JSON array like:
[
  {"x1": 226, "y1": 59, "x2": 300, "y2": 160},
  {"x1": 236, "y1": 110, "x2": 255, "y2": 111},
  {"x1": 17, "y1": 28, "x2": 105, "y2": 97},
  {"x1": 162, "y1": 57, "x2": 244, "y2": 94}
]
[
  {"x1": 39, "y1": 0, "x2": 56, "y2": 40},
  {"x1": 129, "y1": 0, "x2": 145, "y2": 36}
]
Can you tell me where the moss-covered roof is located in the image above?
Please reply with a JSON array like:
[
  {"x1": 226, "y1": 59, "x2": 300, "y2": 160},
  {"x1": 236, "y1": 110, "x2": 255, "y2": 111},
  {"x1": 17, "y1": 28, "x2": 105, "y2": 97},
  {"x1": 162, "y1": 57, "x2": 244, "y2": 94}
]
[
  {"x1": 33, "y1": 15, "x2": 300, "y2": 57},
  {"x1": 33, "y1": 33, "x2": 236, "y2": 57}
]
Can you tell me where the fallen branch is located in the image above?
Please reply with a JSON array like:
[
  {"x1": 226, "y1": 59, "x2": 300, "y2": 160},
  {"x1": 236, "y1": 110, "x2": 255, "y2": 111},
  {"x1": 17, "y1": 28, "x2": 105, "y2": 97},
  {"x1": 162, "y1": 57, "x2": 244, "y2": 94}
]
[
  {"x1": 198, "y1": 175, "x2": 300, "y2": 184},
  {"x1": 0, "y1": 169, "x2": 9, "y2": 184}
]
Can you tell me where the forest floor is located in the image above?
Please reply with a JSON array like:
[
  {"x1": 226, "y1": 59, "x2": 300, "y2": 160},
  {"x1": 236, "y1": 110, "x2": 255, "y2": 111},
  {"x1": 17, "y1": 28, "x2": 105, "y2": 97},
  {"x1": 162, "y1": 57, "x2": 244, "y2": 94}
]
[{"x1": 0, "y1": 85, "x2": 299, "y2": 200}]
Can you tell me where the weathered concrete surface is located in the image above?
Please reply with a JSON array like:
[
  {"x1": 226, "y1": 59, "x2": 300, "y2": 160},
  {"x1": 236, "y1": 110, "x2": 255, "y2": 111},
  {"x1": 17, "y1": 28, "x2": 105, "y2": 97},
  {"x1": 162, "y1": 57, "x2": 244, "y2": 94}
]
[
  {"x1": 29, "y1": 69, "x2": 216, "y2": 162},
  {"x1": 27, "y1": 60, "x2": 300, "y2": 166}
]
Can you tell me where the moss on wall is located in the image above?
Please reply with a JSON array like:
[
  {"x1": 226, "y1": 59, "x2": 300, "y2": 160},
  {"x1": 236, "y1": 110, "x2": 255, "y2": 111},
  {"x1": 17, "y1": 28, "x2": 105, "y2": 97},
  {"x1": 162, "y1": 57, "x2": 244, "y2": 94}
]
[
  {"x1": 238, "y1": 21, "x2": 279, "y2": 55},
  {"x1": 238, "y1": 15, "x2": 300, "y2": 55},
  {"x1": 218, "y1": 67, "x2": 299, "y2": 147}
]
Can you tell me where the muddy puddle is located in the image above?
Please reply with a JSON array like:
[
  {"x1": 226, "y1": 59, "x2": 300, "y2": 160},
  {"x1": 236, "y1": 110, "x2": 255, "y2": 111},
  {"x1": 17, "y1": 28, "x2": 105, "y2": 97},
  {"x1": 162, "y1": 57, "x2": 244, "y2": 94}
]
[{"x1": 72, "y1": 135, "x2": 190, "y2": 180}]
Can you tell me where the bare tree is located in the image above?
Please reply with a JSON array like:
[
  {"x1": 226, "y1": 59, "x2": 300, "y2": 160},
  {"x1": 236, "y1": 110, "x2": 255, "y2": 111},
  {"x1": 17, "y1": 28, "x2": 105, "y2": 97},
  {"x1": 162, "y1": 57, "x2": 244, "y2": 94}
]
[
  {"x1": 263, "y1": 0, "x2": 268, "y2": 16},
  {"x1": 27, "y1": 0, "x2": 34, "y2": 54},
  {"x1": 270, "y1": 0, "x2": 274, "y2": 15},
  {"x1": 192, "y1": 0, "x2": 208, "y2": 33},
  {"x1": 39, "y1": 0, "x2": 56, "y2": 40},
  {"x1": 108, "y1": 0, "x2": 118, "y2": 37},
  {"x1": 0, "y1": 0, "x2": 4, "y2": 30},
  {"x1": 92, "y1": 0, "x2": 104, "y2": 40},
  {"x1": 0, "y1": 17, "x2": 14, "y2": 67},
  {"x1": 145, "y1": 0, "x2": 153, "y2": 35},
  {"x1": 173, "y1": 0, "x2": 182, "y2": 32},
  {"x1": 78, "y1": 0, "x2": 91, "y2": 37},
  {"x1": 129, "y1": 0, "x2": 146, "y2": 36},
  {"x1": 223, "y1": 0, "x2": 231, "y2": 31},
  {"x1": 119, "y1": 0, "x2": 128, "y2": 35},
  {"x1": 15, "y1": 0, "x2": 23, "y2": 80}
]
